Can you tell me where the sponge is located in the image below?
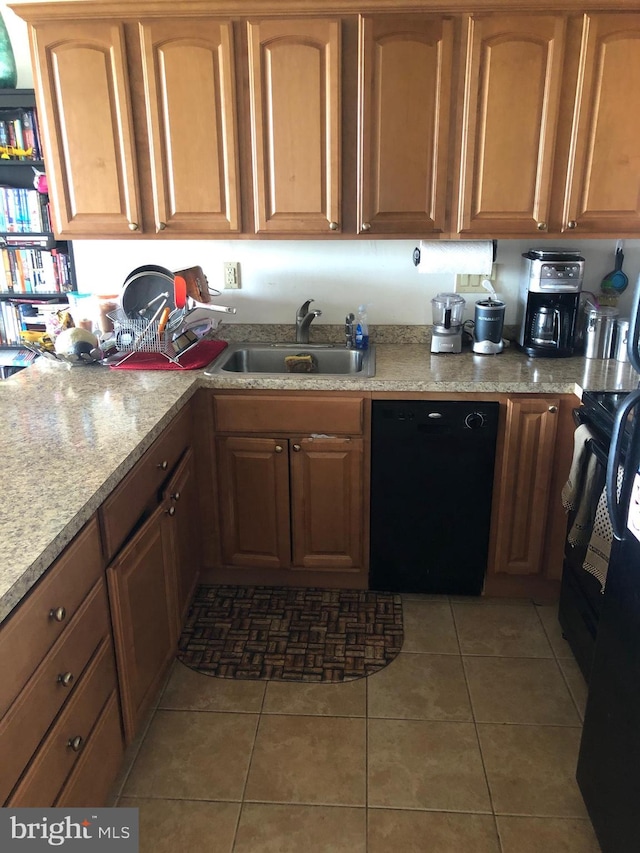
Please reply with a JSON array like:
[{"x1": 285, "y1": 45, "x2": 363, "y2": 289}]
[{"x1": 284, "y1": 353, "x2": 318, "y2": 373}]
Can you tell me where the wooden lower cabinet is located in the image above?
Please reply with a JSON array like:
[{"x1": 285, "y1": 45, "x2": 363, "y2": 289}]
[
  {"x1": 486, "y1": 394, "x2": 576, "y2": 597},
  {"x1": 107, "y1": 502, "x2": 178, "y2": 744},
  {"x1": 163, "y1": 446, "x2": 201, "y2": 633},
  {"x1": 215, "y1": 433, "x2": 365, "y2": 582}
]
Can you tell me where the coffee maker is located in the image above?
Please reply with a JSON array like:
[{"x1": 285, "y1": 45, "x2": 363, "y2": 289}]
[
  {"x1": 431, "y1": 292, "x2": 465, "y2": 353},
  {"x1": 517, "y1": 248, "x2": 584, "y2": 358}
]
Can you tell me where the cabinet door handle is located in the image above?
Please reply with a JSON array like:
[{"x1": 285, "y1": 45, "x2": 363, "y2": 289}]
[
  {"x1": 275, "y1": 445, "x2": 283, "y2": 453},
  {"x1": 361, "y1": 222, "x2": 371, "y2": 231},
  {"x1": 158, "y1": 222, "x2": 167, "y2": 231},
  {"x1": 292, "y1": 444, "x2": 301, "y2": 452},
  {"x1": 536, "y1": 222, "x2": 547, "y2": 231},
  {"x1": 548, "y1": 405, "x2": 558, "y2": 413},
  {"x1": 57, "y1": 671, "x2": 74, "y2": 687},
  {"x1": 49, "y1": 606, "x2": 66, "y2": 623},
  {"x1": 171, "y1": 491, "x2": 180, "y2": 501},
  {"x1": 157, "y1": 460, "x2": 168, "y2": 470},
  {"x1": 166, "y1": 506, "x2": 176, "y2": 517},
  {"x1": 67, "y1": 736, "x2": 83, "y2": 752},
  {"x1": 567, "y1": 220, "x2": 577, "y2": 229},
  {"x1": 329, "y1": 221, "x2": 339, "y2": 231},
  {"x1": 128, "y1": 222, "x2": 139, "y2": 231}
]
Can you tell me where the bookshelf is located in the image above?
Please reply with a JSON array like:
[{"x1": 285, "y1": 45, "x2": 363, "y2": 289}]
[{"x1": 0, "y1": 89, "x2": 77, "y2": 377}]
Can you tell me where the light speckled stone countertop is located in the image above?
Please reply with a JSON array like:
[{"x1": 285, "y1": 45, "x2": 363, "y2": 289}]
[{"x1": 0, "y1": 342, "x2": 638, "y2": 624}]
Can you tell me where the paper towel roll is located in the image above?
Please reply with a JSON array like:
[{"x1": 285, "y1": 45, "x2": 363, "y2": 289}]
[{"x1": 417, "y1": 241, "x2": 494, "y2": 275}]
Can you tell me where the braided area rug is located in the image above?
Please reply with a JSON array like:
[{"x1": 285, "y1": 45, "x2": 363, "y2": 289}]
[{"x1": 177, "y1": 585, "x2": 404, "y2": 682}]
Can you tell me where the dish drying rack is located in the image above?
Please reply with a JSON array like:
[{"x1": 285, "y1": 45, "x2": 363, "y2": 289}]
[{"x1": 108, "y1": 307, "x2": 218, "y2": 367}]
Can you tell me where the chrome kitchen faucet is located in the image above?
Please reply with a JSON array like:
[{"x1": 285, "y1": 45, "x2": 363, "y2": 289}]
[{"x1": 295, "y1": 299, "x2": 322, "y2": 343}]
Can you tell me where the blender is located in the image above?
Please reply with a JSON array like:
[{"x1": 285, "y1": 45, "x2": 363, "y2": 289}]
[
  {"x1": 431, "y1": 293, "x2": 466, "y2": 353},
  {"x1": 473, "y1": 298, "x2": 505, "y2": 354}
]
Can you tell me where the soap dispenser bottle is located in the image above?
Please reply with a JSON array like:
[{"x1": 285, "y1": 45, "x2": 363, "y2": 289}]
[{"x1": 355, "y1": 305, "x2": 369, "y2": 350}]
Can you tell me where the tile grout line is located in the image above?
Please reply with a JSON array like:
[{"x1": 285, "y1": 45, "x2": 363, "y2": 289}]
[
  {"x1": 450, "y1": 598, "x2": 504, "y2": 853},
  {"x1": 229, "y1": 685, "x2": 266, "y2": 852},
  {"x1": 533, "y1": 603, "x2": 585, "y2": 724}
]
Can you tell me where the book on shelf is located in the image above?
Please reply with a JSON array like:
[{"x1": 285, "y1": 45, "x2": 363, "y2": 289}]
[
  {"x1": 1, "y1": 246, "x2": 73, "y2": 294},
  {"x1": 0, "y1": 187, "x2": 50, "y2": 233},
  {"x1": 0, "y1": 107, "x2": 42, "y2": 161}
]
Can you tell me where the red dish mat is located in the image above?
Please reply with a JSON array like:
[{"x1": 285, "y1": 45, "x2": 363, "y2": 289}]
[{"x1": 110, "y1": 339, "x2": 228, "y2": 370}]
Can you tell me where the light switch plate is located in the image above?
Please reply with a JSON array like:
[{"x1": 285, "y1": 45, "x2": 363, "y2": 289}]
[{"x1": 455, "y1": 263, "x2": 498, "y2": 294}]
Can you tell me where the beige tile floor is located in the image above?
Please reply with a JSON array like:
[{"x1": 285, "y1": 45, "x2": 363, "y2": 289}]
[{"x1": 116, "y1": 596, "x2": 600, "y2": 852}]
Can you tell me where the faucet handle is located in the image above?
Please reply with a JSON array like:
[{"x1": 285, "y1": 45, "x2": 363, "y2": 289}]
[{"x1": 297, "y1": 298, "x2": 314, "y2": 318}]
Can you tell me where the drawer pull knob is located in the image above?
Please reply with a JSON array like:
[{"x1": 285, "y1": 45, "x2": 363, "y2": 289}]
[
  {"x1": 158, "y1": 460, "x2": 169, "y2": 470},
  {"x1": 67, "y1": 736, "x2": 83, "y2": 752},
  {"x1": 548, "y1": 405, "x2": 558, "y2": 413},
  {"x1": 361, "y1": 222, "x2": 371, "y2": 232},
  {"x1": 57, "y1": 672, "x2": 74, "y2": 687},
  {"x1": 172, "y1": 491, "x2": 181, "y2": 501},
  {"x1": 329, "y1": 221, "x2": 339, "y2": 231},
  {"x1": 567, "y1": 220, "x2": 577, "y2": 229},
  {"x1": 49, "y1": 606, "x2": 66, "y2": 622},
  {"x1": 167, "y1": 506, "x2": 176, "y2": 517},
  {"x1": 158, "y1": 222, "x2": 167, "y2": 231},
  {"x1": 128, "y1": 222, "x2": 139, "y2": 231},
  {"x1": 536, "y1": 221, "x2": 547, "y2": 231},
  {"x1": 293, "y1": 444, "x2": 301, "y2": 452},
  {"x1": 275, "y1": 445, "x2": 283, "y2": 453}
]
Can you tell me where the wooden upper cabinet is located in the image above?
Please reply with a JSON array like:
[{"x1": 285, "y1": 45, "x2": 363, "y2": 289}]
[
  {"x1": 139, "y1": 18, "x2": 240, "y2": 234},
  {"x1": 456, "y1": 14, "x2": 566, "y2": 237},
  {"x1": 247, "y1": 18, "x2": 341, "y2": 234},
  {"x1": 29, "y1": 21, "x2": 141, "y2": 237},
  {"x1": 562, "y1": 14, "x2": 640, "y2": 235},
  {"x1": 358, "y1": 15, "x2": 454, "y2": 235}
]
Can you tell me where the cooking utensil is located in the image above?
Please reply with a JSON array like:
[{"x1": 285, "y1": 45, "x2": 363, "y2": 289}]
[
  {"x1": 158, "y1": 306, "x2": 171, "y2": 335},
  {"x1": 184, "y1": 295, "x2": 236, "y2": 315},
  {"x1": 174, "y1": 274, "x2": 187, "y2": 309},
  {"x1": 121, "y1": 265, "x2": 175, "y2": 320},
  {"x1": 132, "y1": 298, "x2": 167, "y2": 350},
  {"x1": 600, "y1": 247, "x2": 629, "y2": 295}
]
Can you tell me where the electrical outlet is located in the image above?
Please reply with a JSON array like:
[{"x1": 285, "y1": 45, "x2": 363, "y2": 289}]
[
  {"x1": 223, "y1": 261, "x2": 240, "y2": 289},
  {"x1": 455, "y1": 263, "x2": 498, "y2": 294}
]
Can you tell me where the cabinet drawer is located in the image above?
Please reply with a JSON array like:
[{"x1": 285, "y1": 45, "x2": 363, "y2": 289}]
[
  {"x1": 0, "y1": 516, "x2": 103, "y2": 720},
  {"x1": 101, "y1": 403, "x2": 192, "y2": 561},
  {"x1": 7, "y1": 637, "x2": 118, "y2": 807},
  {"x1": 0, "y1": 578, "x2": 110, "y2": 805},
  {"x1": 55, "y1": 691, "x2": 124, "y2": 808},
  {"x1": 214, "y1": 395, "x2": 364, "y2": 435}
]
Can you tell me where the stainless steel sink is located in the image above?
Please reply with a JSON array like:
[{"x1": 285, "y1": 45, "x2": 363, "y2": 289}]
[{"x1": 204, "y1": 342, "x2": 376, "y2": 377}]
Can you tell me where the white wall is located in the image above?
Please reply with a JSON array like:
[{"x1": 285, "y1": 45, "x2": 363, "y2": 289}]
[{"x1": 4, "y1": 3, "x2": 640, "y2": 326}]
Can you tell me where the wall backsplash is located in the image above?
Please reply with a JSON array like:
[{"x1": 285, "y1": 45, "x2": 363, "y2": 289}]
[
  {"x1": 71, "y1": 238, "x2": 640, "y2": 327},
  {"x1": 3, "y1": 3, "x2": 639, "y2": 329}
]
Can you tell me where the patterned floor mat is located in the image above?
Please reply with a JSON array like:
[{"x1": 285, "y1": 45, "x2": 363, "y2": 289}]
[{"x1": 177, "y1": 585, "x2": 404, "y2": 682}]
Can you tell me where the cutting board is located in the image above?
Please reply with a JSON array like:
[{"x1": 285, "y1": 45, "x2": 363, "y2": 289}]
[{"x1": 110, "y1": 339, "x2": 228, "y2": 370}]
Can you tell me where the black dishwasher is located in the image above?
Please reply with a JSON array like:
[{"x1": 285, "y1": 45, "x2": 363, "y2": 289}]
[{"x1": 370, "y1": 400, "x2": 499, "y2": 595}]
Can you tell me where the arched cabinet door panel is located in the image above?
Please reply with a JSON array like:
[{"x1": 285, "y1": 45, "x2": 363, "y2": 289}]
[
  {"x1": 139, "y1": 18, "x2": 240, "y2": 235},
  {"x1": 358, "y1": 15, "x2": 455, "y2": 236},
  {"x1": 30, "y1": 21, "x2": 141, "y2": 237},
  {"x1": 247, "y1": 18, "x2": 341, "y2": 234},
  {"x1": 562, "y1": 14, "x2": 640, "y2": 235},
  {"x1": 456, "y1": 14, "x2": 566, "y2": 237}
]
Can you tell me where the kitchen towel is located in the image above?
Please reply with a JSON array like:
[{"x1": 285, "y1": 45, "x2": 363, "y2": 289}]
[
  {"x1": 562, "y1": 423, "x2": 596, "y2": 510},
  {"x1": 110, "y1": 339, "x2": 227, "y2": 370},
  {"x1": 416, "y1": 240, "x2": 494, "y2": 275},
  {"x1": 583, "y1": 466, "x2": 623, "y2": 593}
]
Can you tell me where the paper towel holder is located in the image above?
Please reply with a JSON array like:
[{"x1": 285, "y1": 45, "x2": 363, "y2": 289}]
[{"x1": 412, "y1": 240, "x2": 498, "y2": 267}]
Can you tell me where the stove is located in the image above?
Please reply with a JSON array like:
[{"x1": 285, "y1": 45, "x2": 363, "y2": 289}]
[{"x1": 581, "y1": 391, "x2": 633, "y2": 436}]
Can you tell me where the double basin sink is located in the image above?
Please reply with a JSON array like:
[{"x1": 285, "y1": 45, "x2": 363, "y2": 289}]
[{"x1": 205, "y1": 342, "x2": 376, "y2": 377}]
